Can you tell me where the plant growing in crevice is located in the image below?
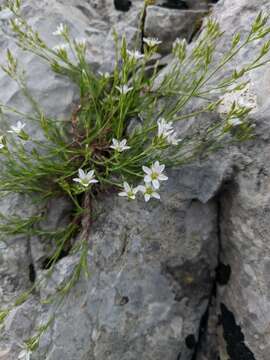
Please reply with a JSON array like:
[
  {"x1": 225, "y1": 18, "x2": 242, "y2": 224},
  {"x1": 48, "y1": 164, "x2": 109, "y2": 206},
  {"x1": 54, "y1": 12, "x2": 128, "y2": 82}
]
[{"x1": 0, "y1": 0, "x2": 270, "y2": 354}]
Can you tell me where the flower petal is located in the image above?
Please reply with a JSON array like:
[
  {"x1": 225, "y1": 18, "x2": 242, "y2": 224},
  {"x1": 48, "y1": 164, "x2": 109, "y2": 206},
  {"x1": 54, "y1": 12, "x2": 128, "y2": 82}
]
[
  {"x1": 123, "y1": 182, "x2": 131, "y2": 192},
  {"x1": 152, "y1": 192, "x2": 160, "y2": 200},
  {"x1": 152, "y1": 179, "x2": 160, "y2": 189},
  {"x1": 87, "y1": 170, "x2": 95, "y2": 177},
  {"x1": 144, "y1": 175, "x2": 152, "y2": 183},
  {"x1": 145, "y1": 194, "x2": 151, "y2": 202},
  {"x1": 119, "y1": 192, "x2": 127, "y2": 197},
  {"x1": 157, "y1": 163, "x2": 165, "y2": 173},
  {"x1": 143, "y1": 166, "x2": 151, "y2": 175},
  {"x1": 137, "y1": 185, "x2": 145, "y2": 193},
  {"x1": 158, "y1": 174, "x2": 168, "y2": 181},
  {"x1": 78, "y1": 169, "x2": 85, "y2": 178}
]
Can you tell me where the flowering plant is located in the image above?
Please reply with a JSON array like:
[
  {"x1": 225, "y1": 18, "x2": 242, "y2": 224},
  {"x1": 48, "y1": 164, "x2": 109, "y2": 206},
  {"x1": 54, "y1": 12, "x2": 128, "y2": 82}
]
[{"x1": 0, "y1": 0, "x2": 270, "y2": 353}]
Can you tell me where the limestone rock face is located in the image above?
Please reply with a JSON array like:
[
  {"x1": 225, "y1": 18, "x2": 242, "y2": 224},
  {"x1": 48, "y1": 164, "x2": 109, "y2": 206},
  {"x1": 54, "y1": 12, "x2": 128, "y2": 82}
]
[
  {"x1": 34, "y1": 179, "x2": 219, "y2": 360},
  {"x1": 209, "y1": 0, "x2": 270, "y2": 358},
  {"x1": 0, "y1": 0, "x2": 270, "y2": 359},
  {"x1": 0, "y1": 1, "x2": 220, "y2": 359},
  {"x1": 144, "y1": 6, "x2": 206, "y2": 54},
  {"x1": 0, "y1": 0, "x2": 141, "y2": 358}
]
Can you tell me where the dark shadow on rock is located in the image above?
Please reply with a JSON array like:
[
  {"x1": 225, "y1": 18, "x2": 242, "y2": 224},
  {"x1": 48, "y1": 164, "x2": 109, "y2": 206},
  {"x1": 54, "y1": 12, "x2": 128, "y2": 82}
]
[
  {"x1": 186, "y1": 334, "x2": 197, "y2": 350},
  {"x1": 216, "y1": 262, "x2": 231, "y2": 286},
  {"x1": 160, "y1": 0, "x2": 189, "y2": 9},
  {"x1": 114, "y1": 0, "x2": 132, "y2": 12},
  {"x1": 220, "y1": 303, "x2": 256, "y2": 360}
]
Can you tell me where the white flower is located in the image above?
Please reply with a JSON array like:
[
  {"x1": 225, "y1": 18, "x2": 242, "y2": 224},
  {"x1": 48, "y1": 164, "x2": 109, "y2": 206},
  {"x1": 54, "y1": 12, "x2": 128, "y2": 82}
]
[
  {"x1": 137, "y1": 182, "x2": 160, "y2": 202},
  {"x1": 143, "y1": 37, "x2": 162, "y2": 47},
  {"x1": 75, "y1": 38, "x2": 87, "y2": 47},
  {"x1": 0, "y1": 136, "x2": 4, "y2": 150},
  {"x1": 167, "y1": 132, "x2": 182, "y2": 146},
  {"x1": 53, "y1": 23, "x2": 65, "y2": 36},
  {"x1": 118, "y1": 182, "x2": 138, "y2": 200},
  {"x1": 157, "y1": 118, "x2": 181, "y2": 145},
  {"x1": 13, "y1": 18, "x2": 21, "y2": 27},
  {"x1": 8, "y1": 121, "x2": 26, "y2": 135},
  {"x1": 218, "y1": 84, "x2": 257, "y2": 115},
  {"x1": 53, "y1": 43, "x2": 69, "y2": 52},
  {"x1": 172, "y1": 38, "x2": 181, "y2": 50},
  {"x1": 116, "y1": 85, "x2": 133, "y2": 95},
  {"x1": 172, "y1": 38, "x2": 187, "y2": 50},
  {"x1": 127, "y1": 50, "x2": 144, "y2": 61},
  {"x1": 73, "y1": 169, "x2": 98, "y2": 187},
  {"x1": 228, "y1": 118, "x2": 243, "y2": 126},
  {"x1": 18, "y1": 349, "x2": 31, "y2": 360},
  {"x1": 143, "y1": 161, "x2": 168, "y2": 189},
  {"x1": 157, "y1": 118, "x2": 174, "y2": 138},
  {"x1": 110, "y1": 138, "x2": 131, "y2": 152},
  {"x1": 98, "y1": 71, "x2": 110, "y2": 79}
]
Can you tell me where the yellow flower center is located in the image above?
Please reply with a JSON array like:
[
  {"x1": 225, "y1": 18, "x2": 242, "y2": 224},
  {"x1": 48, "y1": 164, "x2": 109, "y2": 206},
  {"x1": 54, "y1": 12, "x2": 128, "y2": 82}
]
[{"x1": 146, "y1": 187, "x2": 154, "y2": 195}]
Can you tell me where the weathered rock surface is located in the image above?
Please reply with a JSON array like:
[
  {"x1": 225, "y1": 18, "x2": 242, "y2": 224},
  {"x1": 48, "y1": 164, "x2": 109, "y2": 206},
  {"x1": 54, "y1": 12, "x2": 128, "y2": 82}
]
[
  {"x1": 0, "y1": 1, "x2": 221, "y2": 359},
  {"x1": 0, "y1": 0, "x2": 141, "y2": 357},
  {"x1": 33, "y1": 180, "x2": 219, "y2": 360},
  {"x1": 153, "y1": 0, "x2": 270, "y2": 356},
  {"x1": 200, "y1": 0, "x2": 270, "y2": 359},
  {"x1": 144, "y1": 6, "x2": 206, "y2": 54},
  {"x1": 1, "y1": 0, "x2": 270, "y2": 359}
]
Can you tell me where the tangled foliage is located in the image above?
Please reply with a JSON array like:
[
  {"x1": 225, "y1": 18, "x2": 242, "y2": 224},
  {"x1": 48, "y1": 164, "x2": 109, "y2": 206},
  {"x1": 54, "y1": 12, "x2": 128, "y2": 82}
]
[{"x1": 0, "y1": 0, "x2": 270, "y2": 354}]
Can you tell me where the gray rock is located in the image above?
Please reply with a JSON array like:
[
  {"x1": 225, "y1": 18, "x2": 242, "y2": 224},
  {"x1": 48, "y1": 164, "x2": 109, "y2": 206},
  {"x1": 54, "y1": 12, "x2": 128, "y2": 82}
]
[
  {"x1": 0, "y1": 0, "x2": 142, "y2": 358},
  {"x1": 0, "y1": 296, "x2": 42, "y2": 360},
  {"x1": 0, "y1": 0, "x2": 90, "y2": 316},
  {"x1": 1, "y1": 0, "x2": 270, "y2": 359},
  {"x1": 195, "y1": 0, "x2": 270, "y2": 358},
  {"x1": 144, "y1": 6, "x2": 206, "y2": 54},
  {"x1": 0, "y1": 195, "x2": 37, "y2": 305},
  {"x1": 34, "y1": 183, "x2": 219, "y2": 360},
  {"x1": 0, "y1": 0, "x2": 142, "y2": 299},
  {"x1": 148, "y1": 0, "x2": 270, "y2": 358},
  {"x1": 30, "y1": 197, "x2": 73, "y2": 271}
]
